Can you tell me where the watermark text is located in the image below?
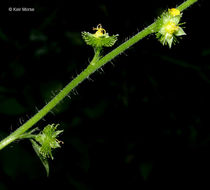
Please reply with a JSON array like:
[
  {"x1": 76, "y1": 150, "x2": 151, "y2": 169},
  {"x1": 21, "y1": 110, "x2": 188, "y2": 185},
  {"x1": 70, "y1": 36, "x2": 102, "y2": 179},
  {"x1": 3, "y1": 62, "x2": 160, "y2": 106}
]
[{"x1": 8, "y1": 7, "x2": 35, "y2": 12}]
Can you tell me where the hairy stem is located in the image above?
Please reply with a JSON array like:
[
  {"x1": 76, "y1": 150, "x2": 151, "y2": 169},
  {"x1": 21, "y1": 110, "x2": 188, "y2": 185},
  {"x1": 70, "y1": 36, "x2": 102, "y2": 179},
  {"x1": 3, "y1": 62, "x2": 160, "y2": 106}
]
[
  {"x1": 176, "y1": 0, "x2": 198, "y2": 12},
  {"x1": 0, "y1": 0, "x2": 199, "y2": 150}
]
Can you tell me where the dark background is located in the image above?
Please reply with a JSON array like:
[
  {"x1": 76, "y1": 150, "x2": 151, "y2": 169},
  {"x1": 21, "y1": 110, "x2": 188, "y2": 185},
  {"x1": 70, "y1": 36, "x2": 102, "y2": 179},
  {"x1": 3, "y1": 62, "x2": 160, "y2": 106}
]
[{"x1": 0, "y1": 0, "x2": 209, "y2": 189}]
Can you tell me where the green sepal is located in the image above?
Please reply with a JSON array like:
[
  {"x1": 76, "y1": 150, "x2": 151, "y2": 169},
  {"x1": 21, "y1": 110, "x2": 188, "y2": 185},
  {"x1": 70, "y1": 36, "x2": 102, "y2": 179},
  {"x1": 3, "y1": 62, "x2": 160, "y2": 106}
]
[
  {"x1": 81, "y1": 31, "x2": 118, "y2": 48},
  {"x1": 30, "y1": 139, "x2": 50, "y2": 176},
  {"x1": 167, "y1": 36, "x2": 174, "y2": 48},
  {"x1": 35, "y1": 124, "x2": 63, "y2": 160},
  {"x1": 175, "y1": 27, "x2": 186, "y2": 36},
  {"x1": 157, "y1": 33, "x2": 173, "y2": 48}
]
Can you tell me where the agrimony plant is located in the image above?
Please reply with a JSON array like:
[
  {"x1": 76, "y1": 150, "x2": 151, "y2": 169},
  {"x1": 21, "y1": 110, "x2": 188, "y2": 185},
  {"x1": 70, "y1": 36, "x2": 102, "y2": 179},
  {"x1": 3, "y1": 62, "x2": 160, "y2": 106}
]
[{"x1": 0, "y1": 0, "x2": 199, "y2": 175}]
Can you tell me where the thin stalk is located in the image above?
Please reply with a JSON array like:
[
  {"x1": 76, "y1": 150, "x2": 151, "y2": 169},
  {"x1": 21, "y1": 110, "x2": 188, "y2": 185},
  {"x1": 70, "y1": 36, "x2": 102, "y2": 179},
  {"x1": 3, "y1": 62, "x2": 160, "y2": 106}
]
[
  {"x1": 0, "y1": 25, "x2": 155, "y2": 150},
  {"x1": 94, "y1": 23, "x2": 156, "y2": 70},
  {"x1": 0, "y1": 61, "x2": 97, "y2": 150},
  {"x1": 176, "y1": 0, "x2": 198, "y2": 12},
  {"x1": 0, "y1": 0, "x2": 199, "y2": 150}
]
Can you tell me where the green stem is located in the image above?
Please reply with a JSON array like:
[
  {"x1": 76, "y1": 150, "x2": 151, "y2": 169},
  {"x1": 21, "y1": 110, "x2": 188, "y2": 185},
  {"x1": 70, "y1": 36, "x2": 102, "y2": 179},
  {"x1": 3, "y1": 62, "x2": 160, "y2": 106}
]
[
  {"x1": 0, "y1": 0, "x2": 199, "y2": 150},
  {"x1": 94, "y1": 23, "x2": 156, "y2": 70},
  {"x1": 0, "y1": 63, "x2": 97, "y2": 150},
  {"x1": 176, "y1": 0, "x2": 198, "y2": 12}
]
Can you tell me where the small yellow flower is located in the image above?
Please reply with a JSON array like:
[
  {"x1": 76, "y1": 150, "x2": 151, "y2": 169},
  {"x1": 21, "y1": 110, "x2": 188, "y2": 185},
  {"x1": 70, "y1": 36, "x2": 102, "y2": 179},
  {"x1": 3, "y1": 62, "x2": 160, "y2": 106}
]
[
  {"x1": 82, "y1": 24, "x2": 118, "y2": 48},
  {"x1": 156, "y1": 8, "x2": 185, "y2": 48},
  {"x1": 93, "y1": 24, "x2": 106, "y2": 38},
  {"x1": 164, "y1": 21, "x2": 179, "y2": 34},
  {"x1": 168, "y1": 8, "x2": 180, "y2": 16}
]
